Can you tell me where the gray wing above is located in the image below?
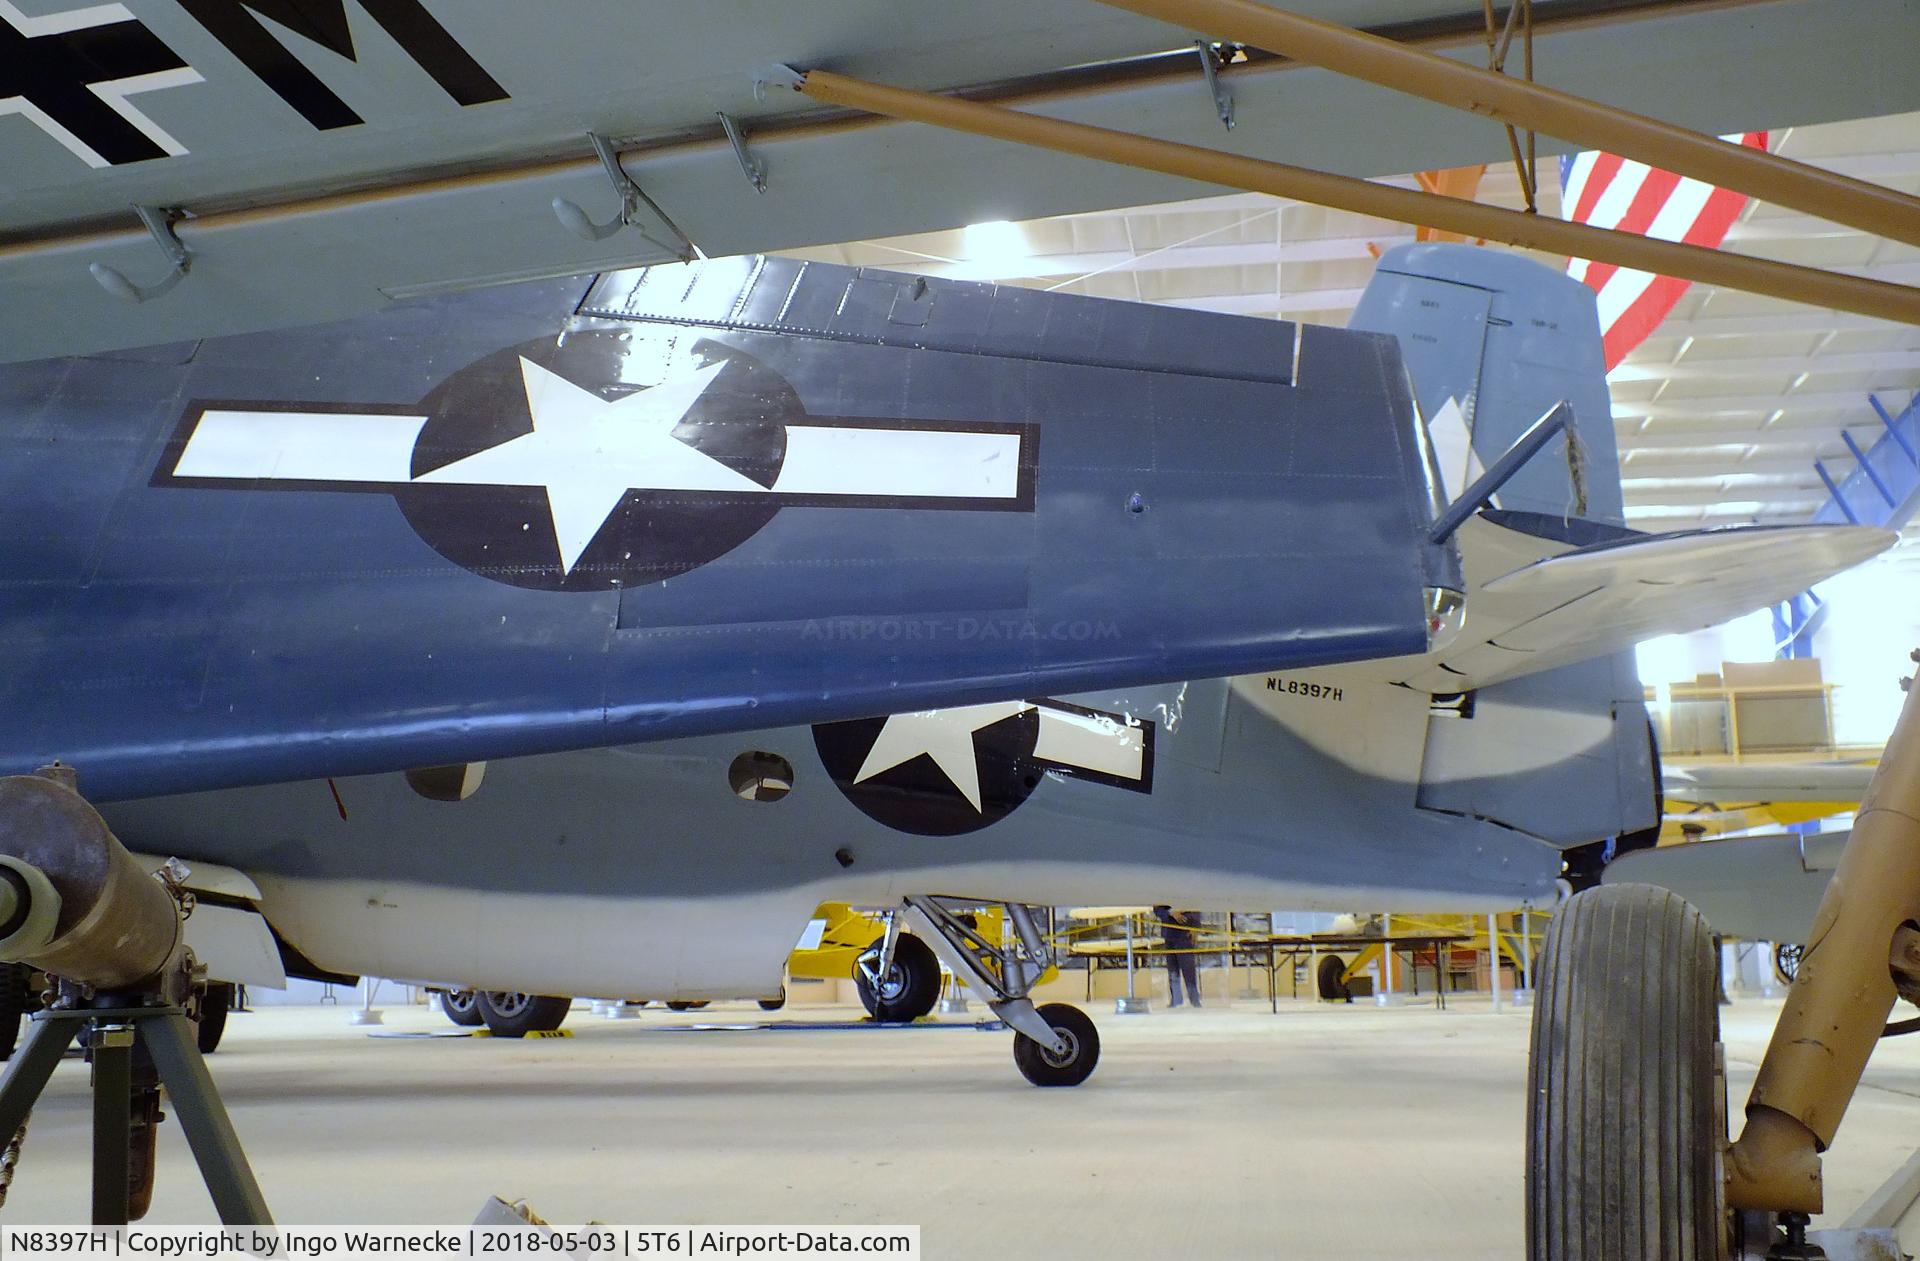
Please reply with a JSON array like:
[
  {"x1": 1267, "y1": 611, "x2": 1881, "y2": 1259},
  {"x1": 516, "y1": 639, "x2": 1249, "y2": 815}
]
[{"x1": 3, "y1": 1, "x2": 1916, "y2": 362}]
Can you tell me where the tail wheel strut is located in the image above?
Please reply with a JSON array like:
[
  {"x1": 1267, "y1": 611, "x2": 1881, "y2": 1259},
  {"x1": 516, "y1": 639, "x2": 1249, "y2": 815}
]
[{"x1": 897, "y1": 895, "x2": 1101, "y2": 1087}]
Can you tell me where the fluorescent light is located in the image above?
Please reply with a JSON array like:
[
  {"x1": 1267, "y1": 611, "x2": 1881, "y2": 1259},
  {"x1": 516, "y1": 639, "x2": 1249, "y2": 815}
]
[{"x1": 961, "y1": 219, "x2": 1029, "y2": 274}]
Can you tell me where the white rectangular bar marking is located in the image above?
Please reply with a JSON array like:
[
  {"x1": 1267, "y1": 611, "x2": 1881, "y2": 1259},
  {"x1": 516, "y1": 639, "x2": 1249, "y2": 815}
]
[
  {"x1": 174, "y1": 410, "x2": 429, "y2": 482},
  {"x1": 1034, "y1": 708, "x2": 1146, "y2": 781},
  {"x1": 774, "y1": 426, "x2": 1021, "y2": 499}
]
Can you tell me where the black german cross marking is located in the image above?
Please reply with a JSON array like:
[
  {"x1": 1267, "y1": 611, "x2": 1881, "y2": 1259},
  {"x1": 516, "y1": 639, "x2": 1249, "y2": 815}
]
[
  {"x1": 0, "y1": 7, "x2": 190, "y2": 165},
  {"x1": 175, "y1": 0, "x2": 507, "y2": 130}
]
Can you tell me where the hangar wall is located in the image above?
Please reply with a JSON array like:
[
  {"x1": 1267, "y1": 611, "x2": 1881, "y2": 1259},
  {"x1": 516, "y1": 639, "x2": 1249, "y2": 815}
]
[{"x1": 1636, "y1": 547, "x2": 1919, "y2": 749}]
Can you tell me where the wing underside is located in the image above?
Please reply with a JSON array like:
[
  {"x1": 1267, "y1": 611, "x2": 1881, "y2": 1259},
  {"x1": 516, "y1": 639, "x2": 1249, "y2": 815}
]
[{"x1": 4, "y1": 4, "x2": 1914, "y2": 364}]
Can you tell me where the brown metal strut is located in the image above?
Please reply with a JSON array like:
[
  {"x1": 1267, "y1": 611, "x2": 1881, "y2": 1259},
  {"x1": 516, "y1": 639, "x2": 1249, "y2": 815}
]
[
  {"x1": 1094, "y1": 0, "x2": 1920, "y2": 249},
  {"x1": 784, "y1": 69, "x2": 1920, "y2": 328},
  {"x1": 1725, "y1": 655, "x2": 1920, "y2": 1214}
]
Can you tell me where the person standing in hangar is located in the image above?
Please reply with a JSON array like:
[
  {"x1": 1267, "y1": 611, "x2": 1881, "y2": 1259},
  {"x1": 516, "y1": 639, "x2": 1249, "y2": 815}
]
[{"x1": 1154, "y1": 905, "x2": 1203, "y2": 1008}]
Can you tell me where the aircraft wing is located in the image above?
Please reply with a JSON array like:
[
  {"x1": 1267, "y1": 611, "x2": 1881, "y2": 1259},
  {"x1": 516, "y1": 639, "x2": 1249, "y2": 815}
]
[
  {"x1": 4, "y1": 0, "x2": 1916, "y2": 363},
  {"x1": 1664, "y1": 763, "x2": 1876, "y2": 806},
  {"x1": 1603, "y1": 831, "x2": 1849, "y2": 944},
  {"x1": 1399, "y1": 518, "x2": 1893, "y2": 693},
  {"x1": 0, "y1": 255, "x2": 1456, "y2": 801}
]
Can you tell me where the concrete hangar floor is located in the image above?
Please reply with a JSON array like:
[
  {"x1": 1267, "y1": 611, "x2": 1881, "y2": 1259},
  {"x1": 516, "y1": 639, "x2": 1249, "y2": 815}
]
[{"x1": 10, "y1": 998, "x2": 1920, "y2": 1255}]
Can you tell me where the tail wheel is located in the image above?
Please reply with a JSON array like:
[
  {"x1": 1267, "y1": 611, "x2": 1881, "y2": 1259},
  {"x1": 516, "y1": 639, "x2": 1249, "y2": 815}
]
[
  {"x1": 477, "y1": 992, "x2": 571, "y2": 1038},
  {"x1": 1315, "y1": 953, "x2": 1351, "y2": 1002},
  {"x1": 855, "y1": 933, "x2": 940, "y2": 1023},
  {"x1": 1012, "y1": 1003, "x2": 1100, "y2": 1087},
  {"x1": 1527, "y1": 883, "x2": 1724, "y2": 1260},
  {"x1": 194, "y1": 981, "x2": 235, "y2": 1054},
  {"x1": 439, "y1": 989, "x2": 484, "y2": 1027}
]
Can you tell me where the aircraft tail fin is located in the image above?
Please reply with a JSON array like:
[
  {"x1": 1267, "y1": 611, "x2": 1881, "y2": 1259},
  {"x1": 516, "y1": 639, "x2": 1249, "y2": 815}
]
[
  {"x1": 1349, "y1": 242, "x2": 1623, "y2": 529},
  {"x1": 1328, "y1": 246, "x2": 1885, "y2": 859},
  {"x1": 1347, "y1": 245, "x2": 1655, "y2": 854}
]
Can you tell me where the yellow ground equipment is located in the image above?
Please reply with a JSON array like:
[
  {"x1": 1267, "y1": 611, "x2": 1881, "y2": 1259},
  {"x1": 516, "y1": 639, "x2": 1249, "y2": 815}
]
[
  {"x1": 788, "y1": 903, "x2": 1055, "y2": 1019},
  {"x1": 786, "y1": 902, "x2": 887, "y2": 982}
]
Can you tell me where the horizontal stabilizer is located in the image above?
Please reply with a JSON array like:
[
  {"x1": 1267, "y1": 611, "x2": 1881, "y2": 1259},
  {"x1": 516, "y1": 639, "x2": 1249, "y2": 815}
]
[
  {"x1": 1603, "y1": 831, "x2": 1848, "y2": 943},
  {"x1": 1403, "y1": 521, "x2": 1892, "y2": 692}
]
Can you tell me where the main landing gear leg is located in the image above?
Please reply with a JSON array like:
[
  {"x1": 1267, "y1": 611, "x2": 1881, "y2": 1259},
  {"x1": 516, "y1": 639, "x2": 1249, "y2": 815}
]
[
  {"x1": 1529, "y1": 653, "x2": 1920, "y2": 1260},
  {"x1": 899, "y1": 896, "x2": 1099, "y2": 1087}
]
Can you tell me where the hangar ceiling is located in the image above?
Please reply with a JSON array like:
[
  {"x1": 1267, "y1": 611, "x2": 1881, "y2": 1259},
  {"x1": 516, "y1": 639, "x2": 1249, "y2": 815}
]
[{"x1": 784, "y1": 110, "x2": 1920, "y2": 545}]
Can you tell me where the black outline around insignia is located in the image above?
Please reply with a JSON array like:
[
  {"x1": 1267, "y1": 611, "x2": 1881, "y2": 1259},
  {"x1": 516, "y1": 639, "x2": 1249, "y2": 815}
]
[{"x1": 152, "y1": 401, "x2": 1039, "y2": 515}]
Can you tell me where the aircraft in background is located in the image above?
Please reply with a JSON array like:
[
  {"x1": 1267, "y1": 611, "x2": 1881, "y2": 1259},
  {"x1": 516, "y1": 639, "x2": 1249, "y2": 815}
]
[
  {"x1": 0, "y1": 242, "x2": 1888, "y2": 1082},
  {"x1": 1604, "y1": 761, "x2": 1877, "y2": 975}
]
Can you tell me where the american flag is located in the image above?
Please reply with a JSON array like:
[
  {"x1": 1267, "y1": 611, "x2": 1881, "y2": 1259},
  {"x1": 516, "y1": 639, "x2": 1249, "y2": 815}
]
[{"x1": 1559, "y1": 132, "x2": 1769, "y2": 370}]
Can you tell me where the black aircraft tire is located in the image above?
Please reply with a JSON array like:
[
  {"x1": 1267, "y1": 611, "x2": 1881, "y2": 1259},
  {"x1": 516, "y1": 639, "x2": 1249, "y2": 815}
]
[
  {"x1": 1527, "y1": 883, "x2": 1722, "y2": 1261},
  {"x1": 665, "y1": 1001, "x2": 710, "y2": 1012},
  {"x1": 195, "y1": 982, "x2": 234, "y2": 1055},
  {"x1": 1315, "y1": 954, "x2": 1351, "y2": 1002},
  {"x1": 1012, "y1": 1003, "x2": 1100, "y2": 1088},
  {"x1": 758, "y1": 990, "x2": 786, "y2": 1012},
  {"x1": 0, "y1": 963, "x2": 31, "y2": 1061},
  {"x1": 440, "y1": 989, "x2": 484, "y2": 1027},
  {"x1": 478, "y1": 992, "x2": 571, "y2": 1038},
  {"x1": 855, "y1": 934, "x2": 940, "y2": 1023}
]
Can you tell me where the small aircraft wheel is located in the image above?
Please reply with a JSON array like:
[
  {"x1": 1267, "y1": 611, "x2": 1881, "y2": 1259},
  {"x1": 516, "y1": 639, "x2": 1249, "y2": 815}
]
[
  {"x1": 665, "y1": 1000, "x2": 710, "y2": 1012},
  {"x1": 439, "y1": 988, "x2": 484, "y2": 1028},
  {"x1": 1012, "y1": 1003, "x2": 1100, "y2": 1088},
  {"x1": 856, "y1": 933, "x2": 940, "y2": 1022},
  {"x1": 194, "y1": 981, "x2": 235, "y2": 1055},
  {"x1": 1773, "y1": 942, "x2": 1804, "y2": 987},
  {"x1": 758, "y1": 989, "x2": 787, "y2": 1012},
  {"x1": 1315, "y1": 954, "x2": 1351, "y2": 1002},
  {"x1": 478, "y1": 991, "x2": 571, "y2": 1037},
  {"x1": 0, "y1": 962, "x2": 33, "y2": 1061},
  {"x1": 1527, "y1": 883, "x2": 1724, "y2": 1260}
]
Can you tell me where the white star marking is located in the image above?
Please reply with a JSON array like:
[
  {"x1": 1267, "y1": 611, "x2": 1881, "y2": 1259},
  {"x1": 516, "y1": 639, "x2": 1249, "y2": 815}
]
[
  {"x1": 854, "y1": 701, "x2": 1035, "y2": 812},
  {"x1": 415, "y1": 357, "x2": 757, "y2": 574}
]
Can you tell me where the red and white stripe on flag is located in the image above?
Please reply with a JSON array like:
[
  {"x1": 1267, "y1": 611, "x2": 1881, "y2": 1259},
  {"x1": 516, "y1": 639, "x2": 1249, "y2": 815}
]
[{"x1": 1559, "y1": 132, "x2": 1768, "y2": 371}]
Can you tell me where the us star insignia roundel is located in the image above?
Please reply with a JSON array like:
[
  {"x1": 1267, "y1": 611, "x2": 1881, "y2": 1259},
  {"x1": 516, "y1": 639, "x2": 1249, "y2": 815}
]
[
  {"x1": 155, "y1": 334, "x2": 1036, "y2": 591},
  {"x1": 814, "y1": 698, "x2": 1154, "y2": 836}
]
